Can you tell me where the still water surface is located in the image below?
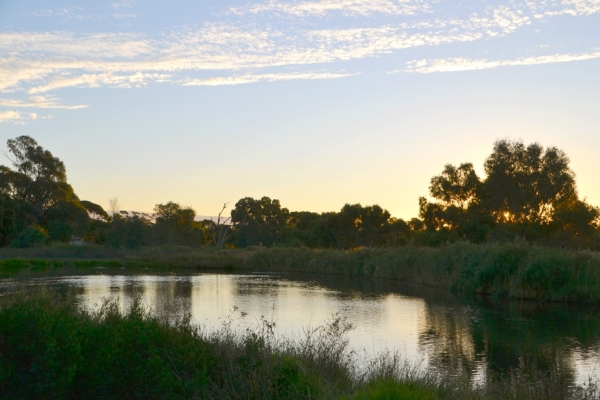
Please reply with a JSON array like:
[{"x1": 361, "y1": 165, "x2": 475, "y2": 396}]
[{"x1": 3, "y1": 269, "x2": 600, "y2": 384}]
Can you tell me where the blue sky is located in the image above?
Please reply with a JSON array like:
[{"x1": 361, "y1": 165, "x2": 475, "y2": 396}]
[{"x1": 0, "y1": 0, "x2": 599, "y2": 218}]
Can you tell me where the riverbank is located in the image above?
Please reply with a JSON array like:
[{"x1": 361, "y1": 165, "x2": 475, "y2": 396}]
[
  {"x1": 0, "y1": 291, "x2": 596, "y2": 400},
  {"x1": 2, "y1": 243, "x2": 600, "y2": 302}
]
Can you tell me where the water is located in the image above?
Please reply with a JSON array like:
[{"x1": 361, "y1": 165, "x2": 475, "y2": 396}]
[{"x1": 2, "y1": 269, "x2": 600, "y2": 384}]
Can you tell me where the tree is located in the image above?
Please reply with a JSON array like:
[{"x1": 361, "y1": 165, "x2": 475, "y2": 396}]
[
  {"x1": 550, "y1": 199, "x2": 600, "y2": 248},
  {"x1": 483, "y1": 139, "x2": 576, "y2": 225},
  {"x1": 109, "y1": 197, "x2": 120, "y2": 217},
  {"x1": 153, "y1": 202, "x2": 205, "y2": 247},
  {"x1": 329, "y1": 203, "x2": 395, "y2": 248},
  {"x1": 231, "y1": 197, "x2": 289, "y2": 247},
  {"x1": 206, "y1": 203, "x2": 235, "y2": 247},
  {"x1": 0, "y1": 195, "x2": 18, "y2": 246},
  {"x1": 417, "y1": 139, "x2": 588, "y2": 245},
  {"x1": 429, "y1": 163, "x2": 481, "y2": 209},
  {"x1": 44, "y1": 200, "x2": 89, "y2": 242},
  {"x1": 2, "y1": 136, "x2": 76, "y2": 219},
  {"x1": 0, "y1": 136, "x2": 90, "y2": 245},
  {"x1": 106, "y1": 212, "x2": 151, "y2": 249}
]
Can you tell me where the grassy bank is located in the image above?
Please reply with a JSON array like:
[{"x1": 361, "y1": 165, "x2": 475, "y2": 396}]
[
  {"x1": 0, "y1": 245, "x2": 244, "y2": 275},
  {"x1": 3, "y1": 243, "x2": 600, "y2": 302},
  {"x1": 0, "y1": 292, "x2": 597, "y2": 400}
]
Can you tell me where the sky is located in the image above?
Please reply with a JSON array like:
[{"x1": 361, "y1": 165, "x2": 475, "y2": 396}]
[{"x1": 0, "y1": 0, "x2": 598, "y2": 219}]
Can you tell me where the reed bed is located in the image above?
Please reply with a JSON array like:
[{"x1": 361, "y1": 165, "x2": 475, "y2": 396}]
[{"x1": 244, "y1": 244, "x2": 600, "y2": 302}]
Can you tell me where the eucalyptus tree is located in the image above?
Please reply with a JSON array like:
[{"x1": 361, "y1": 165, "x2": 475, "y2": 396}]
[
  {"x1": 417, "y1": 139, "x2": 598, "y2": 246},
  {"x1": 0, "y1": 136, "x2": 89, "y2": 244},
  {"x1": 483, "y1": 139, "x2": 577, "y2": 225}
]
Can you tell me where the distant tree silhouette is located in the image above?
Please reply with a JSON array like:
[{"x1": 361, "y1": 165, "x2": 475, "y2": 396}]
[
  {"x1": 418, "y1": 139, "x2": 599, "y2": 247},
  {"x1": 483, "y1": 139, "x2": 576, "y2": 225},
  {"x1": 0, "y1": 135, "x2": 596, "y2": 250},
  {"x1": 231, "y1": 197, "x2": 289, "y2": 247},
  {"x1": 153, "y1": 202, "x2": 206, "y2": 247}
]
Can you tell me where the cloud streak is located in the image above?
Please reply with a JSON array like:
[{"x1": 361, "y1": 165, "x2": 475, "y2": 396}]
[
  {"x1": 403, "y1": 50, "x2": 600, "y2": 73},
  {"x1": 0, "y1": 95, "x2": 87, "y2": 109},
  {"x1": 182, "y1": 71, "x2": 359, "y2": 86},
  {"x1": 229, "y1": 0, "x2": 432, "y2": 17}
]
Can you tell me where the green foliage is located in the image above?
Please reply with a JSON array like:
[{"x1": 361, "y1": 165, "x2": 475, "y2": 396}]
[
  {"x1": 153, "y1": 201, "x2": 206, "y2": 247},
  {"x1": 418, "y1": 139, "x2": 598, "y2": 248},
  {"x1": 483, "y1": 140, "x2": 576, "y2": 225},
  {"x1": 0, "y1": 196, "x2": 18, "y2": 247},
  {"x1": 0, "y1": 294, "x2": 212, "y2": 398},
  {"x1": 243, "y1": 244, "x2": 600, "y2": 302},
  {"x1": 2, "y1": 136, "x2": 79, "y2": 220},
  {"x1": 430, "y1": 162, "x2": 480, "y2": 209},
  {"x1": 232, "y1": 196, "x2": 290, "y2": 247},
  {"x1": 79, "y1": 200, "x2": 109, "y2": 221},
  {"x1": 10, "y1": 225, "x2": 48, "y2": 248},
  {"x1": 106, "y1": 213, "x2": 150, "y2": 249},
  {"x1": 0, "y1": 259, "x2": 30, "y2": 272},
  {"x1": 0, "y1": 136, "x2": 90, "y2": 246},
  {"x1": 43, "y1": 200, "x2": 89, "y2": 242},
  {"x1": 0, "y1": 293, "x2": 346, "y2": 399},
  {"x1": 349, "y1": 379, "x2": 439, "y2": 400}
]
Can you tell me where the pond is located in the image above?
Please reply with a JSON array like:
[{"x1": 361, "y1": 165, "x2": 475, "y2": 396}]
[{"x1": 2, "y1": 269, "x2": 600, "y2": 385}]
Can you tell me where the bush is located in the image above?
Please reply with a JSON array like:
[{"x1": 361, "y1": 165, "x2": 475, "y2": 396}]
[{"x1": 9, "y1": 225, "x2": 48, "y2": 248}]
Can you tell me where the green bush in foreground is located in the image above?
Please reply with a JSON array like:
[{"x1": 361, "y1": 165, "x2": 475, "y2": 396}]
[
  {"x1": 1, "y1": 292, "x2": 599, "y2": 399},
  {"x1": 0, "y1": 292, "x2": 356, "y2": 399},
  {"x1": 348, "y1": 379, "x2": 438, "y2": 400}
]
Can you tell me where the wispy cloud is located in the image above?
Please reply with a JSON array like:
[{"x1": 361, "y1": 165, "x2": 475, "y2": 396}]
[
  {"x1": 1, "y1": 0, "x2": 599, "y2": 122},
  {"x1": 30, "y1": 72, "x2": 171, "y2": 94},
  {"x1": 0, "y1": 32, "x2": 153, "y2": 58},
  {"x1": 110, "y1": 0, "x2": 138, "y2": 9},
  {"x1": 229, "y1": 0, "x2": 432, "y2": 17},
  {"x1": 0, "y1": 5, "x2": 535, "y2": 94},
  {"x1": 230, "y1": 0, "x2": 600, "y2": 18},
  {"x1": 540, "y1": 0, "x2": 600, "y2": 17},
  {"x1": 0, "y1": 95, "x2": 87, "y2": 109},
  {"x1": 403, "y1": 50, "x2": 600, "y2": 73},
  {"x1": 27, "y1": 7, "x2": 98, "y2": 21},
  {"x1": 183, "y1": 71, "x2": 359, "y2": 86}
]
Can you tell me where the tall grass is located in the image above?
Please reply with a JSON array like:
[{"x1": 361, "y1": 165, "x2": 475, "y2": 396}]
[
  {"x1": 0, "y1": 291, "x2": 598, "y2": 399},
  {"x1": 244, "y1": 244, "x2": 600, "y2": 302}
]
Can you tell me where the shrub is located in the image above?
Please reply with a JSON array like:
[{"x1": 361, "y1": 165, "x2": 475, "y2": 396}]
[{"x1": 10, "y1": 225, "x2": 48, "y2": 248}]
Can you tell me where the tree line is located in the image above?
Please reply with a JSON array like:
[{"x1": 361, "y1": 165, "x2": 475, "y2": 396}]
[{"x1": 0, "y1": 135, "x2": 598, "y2": 249}]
